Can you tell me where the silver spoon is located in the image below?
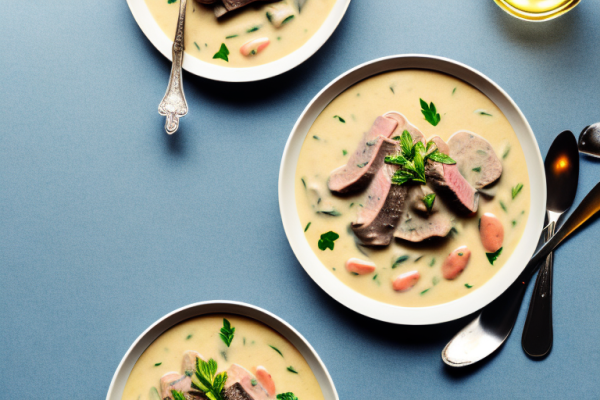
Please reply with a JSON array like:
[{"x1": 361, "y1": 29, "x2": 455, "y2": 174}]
[
  {"x1": 578, "y1": 123, "x2": 600, "y2": 158},
  {"x1": 158, "y1": 0, "x2": 189, "y2": 135},
  {"x1": 521, "y1": 131, "x2": 579, "y2": 358},
  {"x1": 442, "y1": 179, "x2": 600, "y2": 367}
]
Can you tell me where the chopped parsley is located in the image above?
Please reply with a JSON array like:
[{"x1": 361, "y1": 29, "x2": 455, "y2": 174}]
[
  {"x1": 472, "y1": 167, "x2": 482, "y2": 172},
  {"x1": 392, "y1": 255, "x2": 410, "y2": 268},
  {"x1": 500, "y1": 201, "x2": 508, "y2": 212},
  {"x1": 312, "y1": 135, "x2": 320, "y2": 140},
  {"x1": 465, "y1": 283, "x2": 473, "y2": 289},
  {"x1": 219, "y1": 318, "x2": 235, "y2": 347},
  {"x1": 502, "y1": 145, "x2": 511, "y2": 159},
  {"x1": 333, "y1": 115, "x2": 346, "y2": 123},
  {"x1": 194, "y1": 42, "x2": 200, "y2": 51},
  {"x1": 475, "y1": 110, "x2": 493, "y2": 116},
  {"x1": 390, "y1": 85, "x2": 395, "y2": 94},
  {"x1": 212, "y1": 43, "x2": 230, "y2": 62},
  {"x1": 287, "y1": 366, "x2": 298, "y2": 374},
  {"x1": 512, "y1": 183, "x2": 524, "y2": 199},
  {"x1": 317, "y1": 210, "x2": 341, "y2": 217},
  {"x1": 186, "y1": 334, "x2": 193, "y2": 340},
  {"x1": 422, "y1": 193, "x2": 436, "y2": 212},
  {"x1": 420, "y1": 288, "x2": 430, "y2": 295},
  {"x1": 168, "y1": 0, "x2": 177, "y2": 3},
  {"x1": 429, "y1": 258, "x2": 436, "y2": 267},
  {"x1": 155, "y1": 362, "x2": 162, "y2": 367},
  {"x1": 277, "y1": 393, "x2": 299, "y2": 400},
  {"x1": 452, "y1": 87, "x2": 457, "y2": 95},
  {"x1": 269, "y1": 345, "x2": 283, "y2": 357},
  {"x1": 304, "y1": 222, "x2": 311, "y2": 232},
  {"x1": 343, "y1": 149, "x2": 348, "y2": 156},
  {"x1": 420, "y1": 98, "x2": 441, "y2": 126},
  {"x1": 225, "y1": 34, "x2": 238, "y2": 39},
  {"x1": 318, "y1": 231, "x2": 339, "y2": 251},
  {"x1": 246, "y1": 26, "x2": 260, "y2": 33},
  {"x1": 191, "y1": 358, "x2": 227, "y2": 400},
  {"x1": 486, "y1": 247, "x2": 503, "y2": 265},
  {"x1": 251, "y1": 379, "x2": 258, "y2": 386}
]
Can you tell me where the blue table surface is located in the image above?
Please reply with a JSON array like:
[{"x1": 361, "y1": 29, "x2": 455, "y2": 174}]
[{"x1": 1, "y1": 1, "x2": 600, "y2": 399}]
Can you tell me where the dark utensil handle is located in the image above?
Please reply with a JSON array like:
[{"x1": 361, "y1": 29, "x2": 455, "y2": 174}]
[{"x1": 522, "y1": 221, "x2": 555, "y2": 357}]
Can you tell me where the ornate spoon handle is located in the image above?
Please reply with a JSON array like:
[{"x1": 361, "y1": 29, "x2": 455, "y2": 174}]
[{"x1": 158, "y1": 0, "x2": 188, "y2": 135}]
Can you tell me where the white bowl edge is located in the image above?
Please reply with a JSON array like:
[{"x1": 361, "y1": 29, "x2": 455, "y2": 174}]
[
  {"x1": 278, "y1": 54, "x2": 546, "y2": 325},
  {"x1": 125, "y1": 0, "x2": 351, "y2": 82},
  {"x1": 106, "y1": 301, "x2": 339, "y2": 399}
]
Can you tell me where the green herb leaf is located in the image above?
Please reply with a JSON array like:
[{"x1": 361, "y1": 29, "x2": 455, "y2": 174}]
[
  {"x1": 502, "y1": 145, "x2": 511, "y2": 159},
  {"x1": 342, "y1": 149, "x2": 348, "y2": 156},
  {"x1": 429, "y1": 258, "x2": 436, "y2": 267},
  {"x1": 390, "y1": 85, "x2": 395, "y2": 94},
  {"x1": 422, "y1": 193, "x2": 436, "y2": 213},
  {"x1": 318, "y1": 231, "x2": 339, "y2": 251},
  {"x1": 171, "y1": 390, "x2": 187, "y2": 400},
  {"x1": 472, "y1": 167, "x2": 481, "y2": 172},
  {"x1": 415, "y1": 255, "x2": 424, "y2": 262},
  {"x1": 168, "y1": 0, "x2": 177, "y2": 3},
  {"x1": 357, "y1": 161, "x2": 369, "y2": 168},
  {"x1": 392, "y1": 255, "x2": 410, "y2": 268},
  {"x1": 219, "y1": 318, "x2": 235, "y2": 347},
  {"x1": 186, "y1": 334, "x2": 193, "y2": 340},
  {"x1": 194, "y1": 42, "x2": 201, "y2": 51},
  {"x1": 213, "y1": 43, "x2": 230, "y2": 62},
  {"x1": 385, "y1": 153, "x2": 410, "y2": 167},
  {"x1": 500, "y1": 201, "x2": 508, "y2": 212},
  {"x1": 251, "y1": 378, "x2": 258, "y2": 386},
  {"x1": 155, "y1": 362, "x2": 162, "y2": 367},
  {"x1": 301, "y1": 178, "x2": 306, "y2": 188},
  {"x1": 269, "y1": 345, "x2": 283, "y2": 357},
  {"x1": 427, "y1": 150, "x2": 456, "y2": 164},
  {"x1": 304, "y1": 222, "x2": 311, "y2": 232},
  {"x1": 420, "y1": 288, "x2": 430, "y2": 295},
  {"x1": 512, "y1": 220, "x2": 517, "y2": 227},
  {"x1": 349, "y1": 202, "x2": 354, "y2": 208},
  {"x1": 287, "y1": 366, "x2": 298, "y2": 374},
  {"x1": 226, "y1": 34, "x2": 238, "y2": 39},
  {"x1": 333, "y1": 115, "x2": 345, "y2": 123},
  {"x1": 452, "y1": 87, "x2": 457, "y2": 95},
  {"x1": 372, "y1": 274, "x2": 378, "y2": 280},
  {"x1": 312, "y1": 135, "x2": 320, "y2": 140},
  {"x1": 465, "y1": 283, "x2": 473, "y2": 289},
  {"x1": 486, "y1": 247, "x2": 503, "y2": 265},
  {"x1": 432, "y1": 276, "x2": 440, "y2": 285},
  {"x1": 512, "y1": 183, "x2": 524, "y2": 199},
  {"x1": 191, "y1": 358, "x2": 228, "y2": 400},
  {"x1": 420, "y1": 98, "x2": 441, "y2": 126},
  {"x1": 277, "y1": 393, "x2": 299, "y2": 400},
  {"x1": 400, "y1": 130, "x2": 413, "y2": 159},
  {"x1": 475, "y1": 110, "x2": 493, "y2": 116},
  {"x1": 247, "y1": 25, "x2": 260, "y2": 33}
]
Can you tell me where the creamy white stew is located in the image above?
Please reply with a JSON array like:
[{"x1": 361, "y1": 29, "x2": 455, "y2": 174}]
[
  {"x1": 145, "y1": 0, "x2": 337, "y2": 68},
  {"x1": 122, "y1": 314, "x2": 324, "y2": 400},
  {"x1": 295, "y1": 70, "x2": 531, "y2": 307}
]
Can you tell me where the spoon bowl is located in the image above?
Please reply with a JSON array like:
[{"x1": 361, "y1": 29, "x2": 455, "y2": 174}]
[{"x1": 578, "y1": 123, "x2": 600, "y2": 158}]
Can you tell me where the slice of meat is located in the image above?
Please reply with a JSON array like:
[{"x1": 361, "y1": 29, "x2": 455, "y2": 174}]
[
  {"x1": 328, "y1": 116, "x2": 398, "y2": 194},
  {"x1": 384, "y1": 111, "x2": 426, "y2": 145},
  {"x1": 447, "y1": 131, "x2": 503, "y2": 190},
  {"x1": 182, "y1": 350, "x2": 204, "y2": 377},
  {"x1": 394, "y1": 185, "x2": 453, "y2": 242},
  {"x1": 224, "y1": 364, "x2": 270, "y2": 400},
  {"x1": 425, "y1": 136, "x2": 479, "y2": 214},
  {"x1": 351, "y1": 163, "x2": 408, "y2": 246}
]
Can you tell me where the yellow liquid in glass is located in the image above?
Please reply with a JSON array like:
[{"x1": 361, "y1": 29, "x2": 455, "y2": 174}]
[{"x1": 494, "y1": 0, "x2": 580, "y2": 20}]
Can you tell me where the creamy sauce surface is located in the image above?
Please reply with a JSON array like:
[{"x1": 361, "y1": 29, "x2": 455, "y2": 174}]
[
  {"x1": 295, "y1": 70, "x2": 531, "y2": 307},
  {"x1": 122, "y1": 314, "x2": 324, "y2": 400},
  {"x1": 145, "y1": 0, "x2": 337, "y2": 68}
]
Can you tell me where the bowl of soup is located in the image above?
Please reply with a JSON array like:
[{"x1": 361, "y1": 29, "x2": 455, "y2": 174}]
[
  {"x1": 107, "y1": 301, "x2": 338, "y2": 400},
  {"x1": 278, "y1": 55, "x2": 546, "y2": 325},
  {"x1": 126, "y1": 0, "x2": 351, "y2": 81}
]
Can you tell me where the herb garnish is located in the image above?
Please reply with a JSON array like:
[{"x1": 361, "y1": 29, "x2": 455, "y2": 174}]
[
  {"x1": 333, "y1": 115, "x2": 345, "y2": 123},
  {"x1": 287, "y1": 366, "x2": 298, "y2": 374},
  {"x1": 422, "y1": 193, "x2": 436, "y2": 212},
  {"x1": 415, "y1": 255, "x2": 424, "y2": 262},
  {"x1": 213, "y1": 43, "x2": 230, "y2": 62},
  {"x1": 512, "y1": 183, "x2": 524, "y2": 199},
  {"x1": 277, "y1": 393, "x2": 299, "y2": 400},
  {"x1": 502, "y1": 145, "x2": 511, "y2": 159},
  {"x1": 318, "y1": 231, "x2": 339, "y2": 251},
  {"x1": 486, "y1": 247, "x2": 503, "y2": 265},
  {"x1": 155, "y1": 362, "x2": 162, "y2": 367},
  {"x1": 420, "y1": 288, "x2": 430, "y2": 295},
  {"x1": 186, "y1": 334, "x2": 193, "y2": 340},
  {"x1": 432, "y1": 276, "x2": 440, "y2": 285},
  {"x1": 304, "y1": 222, "x2": 311, "y2": 232},
  {"x1": 357, "y1": 161, "x2": 369, "y2": 168},
  {"x1": 465, "y1": 283, "x2": 473, "y2": 289},
  {"x1": 251, "y1": 378, "x2": 258, "y2": 386},
  {"x1": 343, "y1": 150, "x2": 347, "y2": 156},
  {"x1": 219, "y1": 318, "x2": 235, "y2": 347},
  {"x1": 385, "y1": 130, "x2": 455, "y2": 185},
  {"x1": 512, "y1": 220, "x2": 517, "y2": 227},
  {"x1": 317, "y1": 210, "x2": 341, "y2": 217},
  {"x1": 194, "y1": 42, "x2": 201, "y2": 51},
  {"x1": 247, "y1": 26, "x2": 260, "y2": 33},
  {"x1": 192, "y1": 358, "x2": 227, "y2": 400},
  {"x1": 452, "y1": 87, "x2": 457, "y2": 95},
  {"x1": 392, "y1": 255, "x2": 409, "y2": 268},
  {"x1": 499, "y1": 201, "x2": 508, "y2": 212},
  {"x1": 168, "y1": 0, "x2": 177, "y2": 3},
  {"x1": 171, "y1": 390, "x2": 186, "y2": 400},
  {"x1": 226, "y1": 34, "x2": 238, "y2": 39},
  {"x1": 390, "y1": 85, "x2": 395, "y2": 94},
  {"x1": 472, "y1": 167, "x2": 481, "y2": 172},
  {"x1": 373, "y1": 274, "x2": 378, "y2": 280},
  {"x1": 312, "y1": 135, "x2": 320, "y2": 140},
  {"x1": 420, "y1": 98, "x2": 441, "y2": 126},
  {"x1": 475, "y1": 110, "x2": 493, "y2": 116},
  {"x1": 429, "y1": 258, "x2": 436, "y2": 267},
  {"x1": 269, "y1": 345, "x2": 283, "y2": 357}
]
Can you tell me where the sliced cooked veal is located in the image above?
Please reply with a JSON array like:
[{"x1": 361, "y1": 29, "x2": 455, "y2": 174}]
[
  {"x1": 352, "y1": 163, "x2": 408, "y2": 246},
  {"x1": 328, "y1": 116, "x2": 398, "y2": 194},
  {"x1": 447, "y1": 130, "x2": 503, "y2": 190},
  {"x1": 224, "y1": 364, "x2": 270, "y2": 400}
]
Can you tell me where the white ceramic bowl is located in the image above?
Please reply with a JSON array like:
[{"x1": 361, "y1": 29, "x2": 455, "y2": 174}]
[
  {"x1": 278, "y1": 54, "x2": 546, "y2": 325},
  {"x1": 106, "y1": 301, "x2": 339, "y2": 399},
  {"x1": 125, "y1": 0, "x2": 351, "y2": 82}
]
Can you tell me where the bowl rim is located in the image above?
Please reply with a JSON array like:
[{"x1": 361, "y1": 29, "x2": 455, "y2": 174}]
[
  {"x1": 106, "y1": 300, "x2": 339, "y2": 399},
  {"x1": 278, "y1": 54, "x2": 546, "y2": 325},
  {"x1": 125, "y1": 0, "x2": 352, "y2": 82}
]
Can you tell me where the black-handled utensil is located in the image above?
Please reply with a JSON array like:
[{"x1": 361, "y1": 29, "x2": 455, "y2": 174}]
[{"x1": 522, "y1": 131, "x2": 579, "y2": 358}]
